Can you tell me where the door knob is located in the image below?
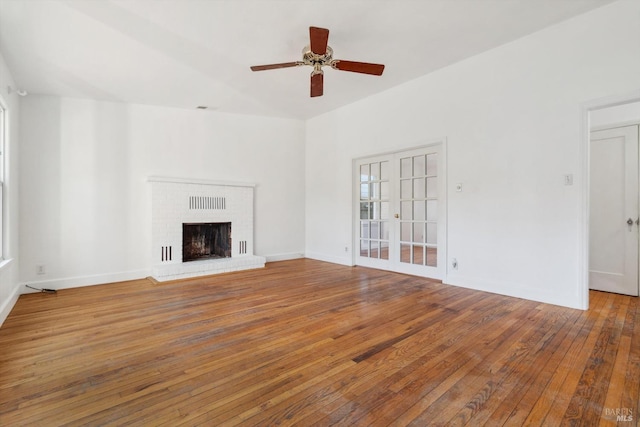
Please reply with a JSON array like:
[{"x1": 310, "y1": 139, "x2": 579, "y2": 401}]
[
  {"x1": 628, "y1": 218, "x2": 634, "y2": 225},
  {"x1": 394, "y1": 213, "x2": 399, "y2": 218}
]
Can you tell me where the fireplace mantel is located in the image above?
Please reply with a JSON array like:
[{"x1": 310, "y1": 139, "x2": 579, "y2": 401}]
[
  {"x1": 150, "y1": 178, "x2": 265, "y2": 281},
  {"x1": 148, "y1": 176, "x2": 256, "y2": 188}
]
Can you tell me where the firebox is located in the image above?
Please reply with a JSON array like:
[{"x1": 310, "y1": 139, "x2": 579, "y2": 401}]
[{"x1": 182, "y1": 222, "x2": 231, "y2": 262}]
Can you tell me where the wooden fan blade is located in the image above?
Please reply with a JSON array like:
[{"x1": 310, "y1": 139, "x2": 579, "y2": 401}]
[
  {"x1": 309, "y1": 26, "x2": 329, "y2": 55},
  {"x1": 250, "y1": 62, "x2": 300, "y2": 71},
  {"x1": 311, "y1": 73, "x2": 323, "y2": 97},
  {"x1": 333, "y1": 60, "x2": 385, "y2": 76}
]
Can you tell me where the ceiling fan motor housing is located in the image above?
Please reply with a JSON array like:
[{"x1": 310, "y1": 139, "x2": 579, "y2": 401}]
[{"x1": 302, "y1": 45, "x2": 334, "y2": 75}]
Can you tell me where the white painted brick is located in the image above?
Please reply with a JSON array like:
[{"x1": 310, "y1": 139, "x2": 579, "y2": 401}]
[{"x1": 150, "y1": 179, "x2": 263, "y2": 281}]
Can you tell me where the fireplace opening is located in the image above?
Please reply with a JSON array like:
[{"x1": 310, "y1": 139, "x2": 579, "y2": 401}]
[{"x1": 183, "y1": 222, "x2": 231, "y2": 262}]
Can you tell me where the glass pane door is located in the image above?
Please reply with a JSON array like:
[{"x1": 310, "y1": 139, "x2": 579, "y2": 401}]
[
  {"x1": 399, "y1": 152, "x2": 438, "y2": 267},
  {"x1": 354, "y1": 144, "x2": 444, "y2": 279},
  {"x1": 359, "y1": 159, "x2": 390, "y2": 261}
]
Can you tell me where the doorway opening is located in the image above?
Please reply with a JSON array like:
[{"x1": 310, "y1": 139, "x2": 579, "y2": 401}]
[{"x1": 584, "y1": 97, "x2": 640, "y2": 304}]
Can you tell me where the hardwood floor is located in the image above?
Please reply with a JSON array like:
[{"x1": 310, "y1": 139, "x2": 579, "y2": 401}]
[{"x1": 0, "y1": 259, "x2": 638, "y2": 426}]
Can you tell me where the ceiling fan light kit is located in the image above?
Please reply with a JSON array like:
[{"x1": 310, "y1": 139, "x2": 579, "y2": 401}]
[{"x1": 250, "y1": 26, "x2": 385, "y2": 98}]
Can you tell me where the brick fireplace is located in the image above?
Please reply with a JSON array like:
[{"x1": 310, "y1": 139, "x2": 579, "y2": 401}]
[{"x1": 149, "y1": 177, "x2": 265, "y2": 281}]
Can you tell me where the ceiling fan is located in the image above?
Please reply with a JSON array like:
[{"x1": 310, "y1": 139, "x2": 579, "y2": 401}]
[{"x1": 250, "y1": 26, "x2": 385, "y2": 98}]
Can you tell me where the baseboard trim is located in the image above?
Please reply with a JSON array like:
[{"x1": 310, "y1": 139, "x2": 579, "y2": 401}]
[
  {"x1": 264, "y1": 252, "x2": 305, "y2": 263},
  {"x1": 443, "y1": 275, "x2": 584, "y2": 310},
  {"x1": 305, "y1": 252, "x2": 354, "y2": 267},
  {"x1": 0, "y1": 283, "x2": 21, "y2": 327},
  {"x1": 21, "y1": 269, "x2": 152, "y2": 293}
]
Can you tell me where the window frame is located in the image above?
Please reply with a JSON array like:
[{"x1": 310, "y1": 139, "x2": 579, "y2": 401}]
[{"x1": 0, "y1": 97, "x2": 6, "y2": 261}]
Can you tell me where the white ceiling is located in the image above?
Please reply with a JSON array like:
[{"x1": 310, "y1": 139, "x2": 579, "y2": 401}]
[{"x1": 0, "y1": 0, "x2": 616, "y2": 120}]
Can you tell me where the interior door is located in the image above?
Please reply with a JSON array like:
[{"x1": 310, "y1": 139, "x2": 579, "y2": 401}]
[
  {"x1": 589, "y1": 125, "x2": 639, "y2": 296},
  {"x1": 356, "y1": 154, "x2": 392, "y2": 271},
  {"x1": 355, "y1": 144, "x2": 445, "y2": 279},
  {"x1": 396, "y1": 146, "x2": 443, "y2": 278}
]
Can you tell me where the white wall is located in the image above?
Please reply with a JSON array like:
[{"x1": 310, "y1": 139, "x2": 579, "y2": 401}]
[
  {"x1": 19, "y1": 97, "x2": 305, "y2": 289},
  {"x1": 305, "y1": 0, "x2": 640, "y2": 309},
  {"x1": 0, "y1": 51, "x2": 21, "y2": 324}
]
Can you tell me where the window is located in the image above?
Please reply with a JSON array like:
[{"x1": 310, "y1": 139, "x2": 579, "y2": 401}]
[{"x1": 0, "y1": 101, "x2": 5, "y2": 260}]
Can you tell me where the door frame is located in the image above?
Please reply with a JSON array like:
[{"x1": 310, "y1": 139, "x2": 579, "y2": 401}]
[
  {"x1": 351, "y1": 139, "x2": 448, "y2": 280},
  {"x1": 580, "y1": 90, "x2": 640, "y2": 309}
]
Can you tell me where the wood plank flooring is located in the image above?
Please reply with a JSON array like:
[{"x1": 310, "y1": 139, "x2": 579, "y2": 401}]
[{"x1": 0, "y1": 259, "x2": 638, "y2": 426}]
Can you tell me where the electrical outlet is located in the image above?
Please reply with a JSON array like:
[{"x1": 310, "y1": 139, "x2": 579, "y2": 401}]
[
  {"x1": 344, "y1": 246, "x2": 349, "y2": 252},
  {"x1": 36, "y1": 265, "x2": 46, "y2": 275}
]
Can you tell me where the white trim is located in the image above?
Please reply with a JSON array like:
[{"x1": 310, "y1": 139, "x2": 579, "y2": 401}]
[
  {"x1": 147, "y1": 176, "x2": 256, "y2": 188},
  {"x1": 0, "y1": 93, "x2": 6, "y2": 180},
  {"x1": 578, "y1": 101, "x2": 590, "y2": 310},
  {"x1": 305, "y1": 251, "x2": 354, "y2": 267},
  {"x1": 580, "y1": 90, "x2": 640, "y2": 310},
  {"x1": 0, "y1": 256, "x2": 10, "y2": 272},
  {"x1": 0, "y1": 98, "x2": 6, "y2": 262},
  {"x1": 351, "y1": 157, "x2": 358, "y2": 267},
  {"x1": 264, "y1": 252, "x2": 305, "y2": 262},
  {"x1": 0, "y1": 282, "x2": 21, "y2": 327},
  {"x1": 352, "y1": 138, "x2": 449, "y2": 162},
  {"x1": 20, "y1": 269, "x2": 152, "y2": 293},
  {"x1": 443, "y1": 275, "x2": 583, "y2": 310},
  {"x1": 591, "y1": 120, "x2": 640, "y2": 132},
  {"x1": 441, "y1": 139, "x2": 449, "y2": 283}
]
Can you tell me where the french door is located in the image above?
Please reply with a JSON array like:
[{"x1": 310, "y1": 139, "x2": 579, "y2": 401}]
[{"x1": 355, "y1": 144, "x2": 445, "y2": 279}]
